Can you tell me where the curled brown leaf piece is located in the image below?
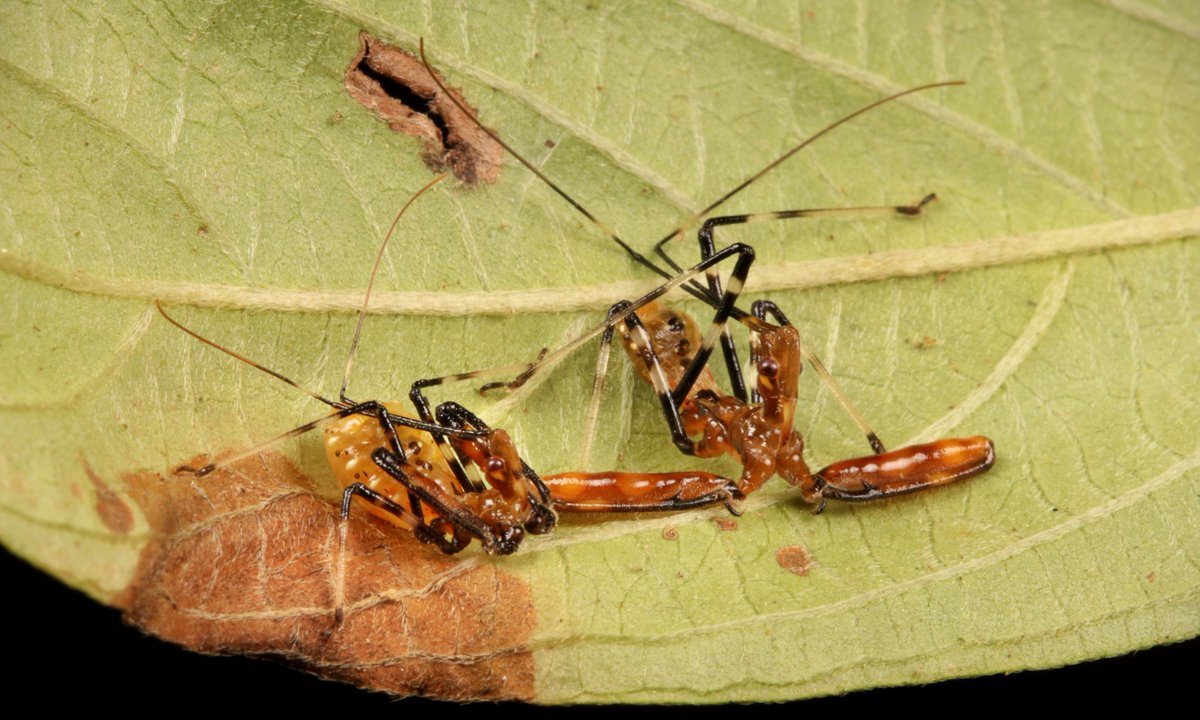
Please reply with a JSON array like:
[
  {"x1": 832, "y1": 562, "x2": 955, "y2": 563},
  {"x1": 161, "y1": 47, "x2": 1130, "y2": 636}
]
[{"x1": 117, "y1": 451, "x2": 536, "y2": 701}]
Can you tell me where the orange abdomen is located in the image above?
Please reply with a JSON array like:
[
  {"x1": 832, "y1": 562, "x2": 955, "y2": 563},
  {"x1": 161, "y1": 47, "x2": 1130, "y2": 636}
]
[
  {"x1": 815, "y1": 436, "x2": 995, "y2": 500},
  {"x1": 544, "y1": 470, "x2": 738, "y2": 512},
  {"x1": 323, "y1": 402, "x2": 458, "y2": 529}
]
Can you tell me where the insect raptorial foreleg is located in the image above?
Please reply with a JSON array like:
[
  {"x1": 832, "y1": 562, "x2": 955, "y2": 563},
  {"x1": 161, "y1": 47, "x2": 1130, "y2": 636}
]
[
  {"x1": 369, "y1": 447, "x2": 523, "y2": 555},
  {"x1": 434, "y1": 401, "x2": 557, "y2": 536}
]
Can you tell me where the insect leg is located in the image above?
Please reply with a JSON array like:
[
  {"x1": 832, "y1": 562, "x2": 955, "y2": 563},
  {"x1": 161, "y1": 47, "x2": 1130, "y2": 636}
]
[
  {"x1": 658, "y1": 194, "x2": 939, "y2": 276},
  {"x1": 406, "y1": 384, "x2": 489, "y2": 496},
  {"x1": 577, "y1": 307, "x2": 620, "y2": 471},
  {"x1": 749, "y1": 299, "x2": 886, "y2": 455},
  {"x1": 672, "y1": 204, "x2": 901, "y2": 455},
  {"x1": 682, "y1": 195, "x2": 938, "y2": 406},
  {"x1": 435, "y1": 401, "x2": 557, "y2": 535},
  {"x1": 369, "y1": 447, "x2": 523, "y2": 555},
  {"x1": 409, "y1": 242, "x2": 759, "y2": 404}
]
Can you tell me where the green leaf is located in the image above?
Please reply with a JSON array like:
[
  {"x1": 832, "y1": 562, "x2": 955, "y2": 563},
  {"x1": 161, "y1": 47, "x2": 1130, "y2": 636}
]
[{"x1": 1, "y1": 0, "x2": 1197, "y2": 704}]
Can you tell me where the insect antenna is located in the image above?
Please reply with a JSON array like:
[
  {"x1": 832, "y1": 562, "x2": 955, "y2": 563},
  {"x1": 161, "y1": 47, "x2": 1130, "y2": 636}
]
[
  {"x1": 416, "y1": 39, "x2": 950, "y2": 453},
  {"x1": 339, "y1": 172, "x2": 449, "y2": 404},
  {"x1": 157, "y1": 299, "x2": 340, "y2": 409},
  {"x1": 155, "y1": 173, "x2": 469, "y2": 478},
  {"x1": 155, "y1": 301, "x2": 349, "y2": 475},
  {"x1": 417, "y1": 39, "x2": 958, "y2": 307}
]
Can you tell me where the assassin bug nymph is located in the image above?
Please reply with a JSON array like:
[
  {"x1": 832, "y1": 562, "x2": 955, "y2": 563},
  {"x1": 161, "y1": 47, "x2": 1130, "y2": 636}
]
[
  {"x1": 413, "y1": 40, "x2": 995, "y2": 510},
  {"x1": 160, "y1": 175, "x2": 557, "y2": 562}
]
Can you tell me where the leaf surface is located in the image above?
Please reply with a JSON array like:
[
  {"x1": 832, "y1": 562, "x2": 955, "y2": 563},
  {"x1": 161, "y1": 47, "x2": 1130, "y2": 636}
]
[{"x1": 1, "y1": 0, "x2": 1197, "y2": 704}]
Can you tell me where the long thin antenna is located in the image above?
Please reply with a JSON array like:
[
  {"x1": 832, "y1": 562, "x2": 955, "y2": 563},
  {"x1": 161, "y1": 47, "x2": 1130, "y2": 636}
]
[
  {"x1": 418, "y1": 37, "x2": 959, "y2": 299},
  {"x1": 653, "y1": 82, "x2": 964, "y2": 263},
  {"x1": 340, "y1": 172, "x2": 450, "y2": 403},
  {"x1": 156, "y1": 300, "x2": 339, "y2": 408},
  {"x1": 416, "y1": 38, "x2": 956, "y2": 451},
  {"x1": 418, "y1": 39, "x2": 670, "y2": 283}
]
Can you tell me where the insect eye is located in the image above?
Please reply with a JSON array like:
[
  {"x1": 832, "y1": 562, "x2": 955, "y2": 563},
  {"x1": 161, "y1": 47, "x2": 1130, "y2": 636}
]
[
  {"x1": 486, "y1": 457, "x2": 507, "y2": 475},
  {"x1": 757, "y1": 358, "x2": 779, "y2": 378},
  {"x1": 666, "y1": 315, "x2": 686, "y2": 333}
]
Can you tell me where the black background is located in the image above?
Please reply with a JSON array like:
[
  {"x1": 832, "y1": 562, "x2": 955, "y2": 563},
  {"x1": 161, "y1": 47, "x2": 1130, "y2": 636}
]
[{"x1": 4, "y1": 545, "x2": 1193, "y2": 713}]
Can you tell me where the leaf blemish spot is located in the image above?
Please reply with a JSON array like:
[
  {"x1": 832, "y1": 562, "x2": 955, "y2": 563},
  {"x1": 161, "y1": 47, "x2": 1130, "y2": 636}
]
[
  {"x1": 81, "y1": 454, "x2": 133, "y2": 535},
  {"x1": 712, "y1": 517, "x2": 738, "y2": 531},
  {"x1": 345, "y1": 33, "x2": 502, "y2": 185},
  {"x1": 775, "y1": 545, "x2": 813, "y2": 576}
]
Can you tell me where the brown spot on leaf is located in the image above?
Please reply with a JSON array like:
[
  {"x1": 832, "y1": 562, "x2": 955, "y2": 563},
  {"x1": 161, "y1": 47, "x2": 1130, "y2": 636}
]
[
  {"x1": 346, "y1": 33, "x2": 502, "y2": 185},
  {"x1": 81, "y1": 454, "x2": 133, "y2": 534},
  {"x1": 117, "y1": 451, "x2": 535, "y2": 701},
  {"x1": 712, "y1": 517, "x2": 738, "y2": 531},
  {"x1": 662, "y1": 526, "x2": 678, "y2": 540},
  {"x1": 775, "y1": 545, "x2": 812, "y2": 576}
]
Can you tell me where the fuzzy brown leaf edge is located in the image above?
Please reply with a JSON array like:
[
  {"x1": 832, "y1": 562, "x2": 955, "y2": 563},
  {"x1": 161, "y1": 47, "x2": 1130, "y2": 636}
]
[{"x1": 116, "y1": 452, "x2": 535, "y2": 701}]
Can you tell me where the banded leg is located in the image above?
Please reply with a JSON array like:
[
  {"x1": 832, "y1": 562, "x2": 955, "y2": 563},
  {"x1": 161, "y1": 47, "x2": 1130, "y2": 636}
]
[
  {"x1": 339, "y1": 482, "x2": 466, "y2": 553},
  {"x1": 435, "y1": 401, "x2": 557, "y2": 535},
  {"x1": 681, "y1": 199, "x2": 903, "y2": 455},
  {"x1": 324, "y1": 398, "x2": 500, "y2": 530},
  {"x1": 683, "y1": 197, "x2": 935, "y2": 441},
  {"x1": 612, "y1": 238, "x2": 759, "y2": 455},
  {"x1": 370, "y1": 447, "x2": 524, "y2": 555},
  {"x1": 332, "y1": 481, "x2": 462, "y2": 623},
  {"x1": 658, "y1": 195, "x2": 939, "y2": 276},
  {"x1": 409, "y1": 242, "x2": 760, "y2": 416}
]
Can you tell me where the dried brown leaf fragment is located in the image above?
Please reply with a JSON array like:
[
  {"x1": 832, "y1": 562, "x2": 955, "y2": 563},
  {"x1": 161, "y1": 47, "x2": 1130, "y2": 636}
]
[{"x1": 116, "y1": 451, "x2": 536, "y2": 701}]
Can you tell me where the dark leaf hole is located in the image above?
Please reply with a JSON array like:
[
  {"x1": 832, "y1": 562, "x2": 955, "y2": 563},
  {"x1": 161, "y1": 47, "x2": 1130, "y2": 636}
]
[{"x1": 345, "y1": 33, "x2": 502, "y2": 185}]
